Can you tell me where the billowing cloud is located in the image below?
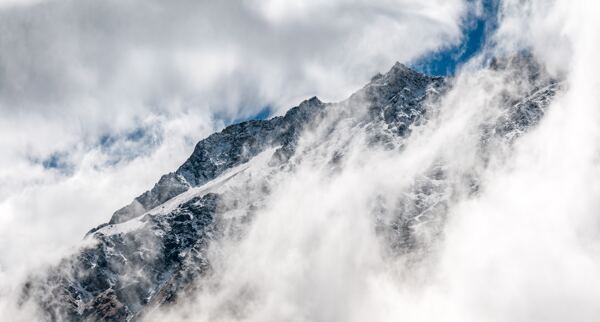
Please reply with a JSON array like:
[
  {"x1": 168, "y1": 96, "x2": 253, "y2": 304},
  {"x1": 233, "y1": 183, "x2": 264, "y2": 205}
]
[
  {"x1": 14, "y1": 0, "x2": 600, "y2": 320},
  {"x1": 136, "y1": 0, "x2": 600, "y2": 321},
  {"x1": 0, "y1": 0, "x2": 472, "y2": 315}
]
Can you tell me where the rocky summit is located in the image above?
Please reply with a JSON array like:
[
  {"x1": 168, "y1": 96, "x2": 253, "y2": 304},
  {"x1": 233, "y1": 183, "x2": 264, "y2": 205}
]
[{"x1": 21, "y1": 60, "x2": 561, "y2": 321}]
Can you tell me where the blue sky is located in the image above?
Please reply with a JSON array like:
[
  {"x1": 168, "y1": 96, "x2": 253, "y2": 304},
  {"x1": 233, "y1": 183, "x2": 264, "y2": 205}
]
[{"x1": 412, "y1": 0, "x2": 499, "y2": 76}]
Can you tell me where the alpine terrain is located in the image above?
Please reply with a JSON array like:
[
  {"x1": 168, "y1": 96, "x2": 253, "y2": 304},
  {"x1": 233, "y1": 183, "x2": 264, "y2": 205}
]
[{"x1": 20, "y1": 57, "x2": 561, "y2": 321}]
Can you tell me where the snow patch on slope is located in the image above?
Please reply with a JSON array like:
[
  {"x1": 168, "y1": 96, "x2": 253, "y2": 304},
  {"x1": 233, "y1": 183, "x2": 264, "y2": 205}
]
[{"x1": 95, "y1": 147, "x2": 279, "y2": 237}]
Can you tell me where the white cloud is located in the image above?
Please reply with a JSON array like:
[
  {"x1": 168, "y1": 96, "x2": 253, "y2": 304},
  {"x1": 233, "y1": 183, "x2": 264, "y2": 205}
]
[
  {"x1": 142, "y1": 1, "x2": 600, "y2": 321},
  {"x1": 0, "y1": 0, "x2": 471, "y2": 315},
  {"x1": 4, "y1": 0, "x2": 599, "y2": 319}
]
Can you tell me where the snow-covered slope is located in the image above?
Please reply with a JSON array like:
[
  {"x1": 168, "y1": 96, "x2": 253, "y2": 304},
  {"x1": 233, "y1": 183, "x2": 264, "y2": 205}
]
[{"x1": 21, "y1": 60, "x2": 561, "y2": 321}]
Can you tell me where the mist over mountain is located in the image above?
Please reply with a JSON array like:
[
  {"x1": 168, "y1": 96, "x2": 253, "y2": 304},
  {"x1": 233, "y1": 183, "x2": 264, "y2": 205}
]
[
  {"x1": 2, "y1": 1, "x2": 600, "y2": 321},
  {"x1": 20, "y1": 58, "x2": 561, "y2": 320}
]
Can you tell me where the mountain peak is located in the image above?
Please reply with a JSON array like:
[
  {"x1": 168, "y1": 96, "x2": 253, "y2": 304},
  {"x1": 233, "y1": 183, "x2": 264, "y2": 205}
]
[
  {"x1": 392, "y1": 61, "x2": 409, "y2": 70},
  {"x1": 300, "y1": 96, "x2": 322, "y2": 106},
  {"x1": 390, "y1": 61, "x2": 424, "y2": 77}
]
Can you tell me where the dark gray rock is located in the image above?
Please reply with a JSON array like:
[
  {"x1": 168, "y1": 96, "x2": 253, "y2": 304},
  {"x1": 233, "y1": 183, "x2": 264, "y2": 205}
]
[
  {"x1": 24, "y1": 193, "x2": 221, "y2": 321},
  {"x1": 108, "y1": 96, "x2": 326, "y2": 224}
]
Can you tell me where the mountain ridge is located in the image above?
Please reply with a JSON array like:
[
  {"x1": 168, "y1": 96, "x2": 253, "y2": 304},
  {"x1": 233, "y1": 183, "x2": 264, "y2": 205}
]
[{"x1": 22, "y1": 60, "x2": 560, "y2": 321}]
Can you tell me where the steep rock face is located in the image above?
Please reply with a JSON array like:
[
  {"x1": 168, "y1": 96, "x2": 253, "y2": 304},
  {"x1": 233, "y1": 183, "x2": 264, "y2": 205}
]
[
  {"x1": 358, "y1": 62, "x2": 445, "y2": 130},
  {"x1": 109, "y1": 96, "x2": 326, "y2": 224},
  {"x1": 24, "y1": 193, "x2": 221, "y2": 321},
  {"x1": 23, "y1": 62, "x2": 561, "y2": 321}
]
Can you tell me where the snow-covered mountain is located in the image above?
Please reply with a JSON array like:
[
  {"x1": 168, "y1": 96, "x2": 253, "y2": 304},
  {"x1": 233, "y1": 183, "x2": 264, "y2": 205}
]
[{"x1": 21, "y1": 59, "x2": 560, "y2": 321}]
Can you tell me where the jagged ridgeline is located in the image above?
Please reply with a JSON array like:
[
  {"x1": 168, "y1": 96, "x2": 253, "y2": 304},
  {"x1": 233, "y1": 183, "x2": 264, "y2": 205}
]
[{"x1": 21, "y1": 59, "x2": 560, "y2": 321}]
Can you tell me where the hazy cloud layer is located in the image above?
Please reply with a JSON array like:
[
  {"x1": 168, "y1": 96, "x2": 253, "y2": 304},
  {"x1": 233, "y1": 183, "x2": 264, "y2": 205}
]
[{"x1": 0, "y1": 0, "x2": 471, "y2": 312}]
